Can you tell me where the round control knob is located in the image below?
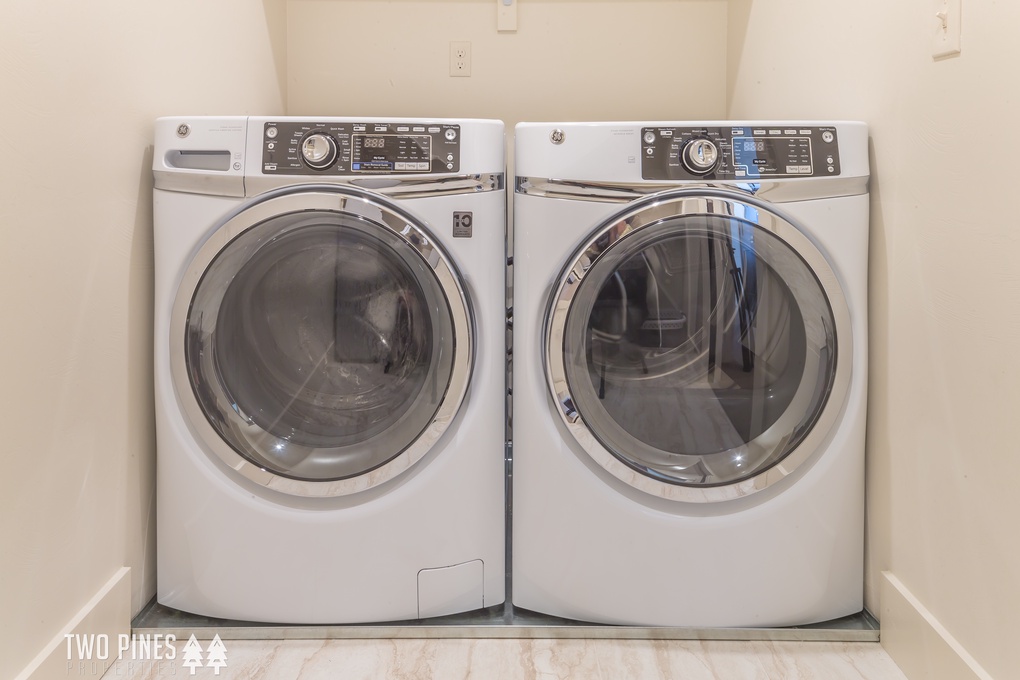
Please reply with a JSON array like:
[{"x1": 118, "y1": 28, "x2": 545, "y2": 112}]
[
  {"x1": 301, "y1": 132, "x2": 338, "y2": 170},
  {"x1": 681, "y1": 138, "x2": 720, "y2": 175}
]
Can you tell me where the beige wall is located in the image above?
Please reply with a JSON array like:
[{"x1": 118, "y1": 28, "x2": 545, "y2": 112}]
[
  {"x1": 728, "y1": 1, "x2": 1019, "y2": 678},
  {"x1": 0, "y1": 1, "x2": 285, "y2": 676},
  {"x1": 287, "y1": 0, "x2": 729, "y2": 126}
]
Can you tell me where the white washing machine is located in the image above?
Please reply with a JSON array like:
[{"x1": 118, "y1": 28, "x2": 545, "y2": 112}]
[
  {"x1": 512, "y1": 121, "x2": 869, "y2": 627},
  {"x1": 153, "y1": 116, "x2": 505, "y2": 623}
]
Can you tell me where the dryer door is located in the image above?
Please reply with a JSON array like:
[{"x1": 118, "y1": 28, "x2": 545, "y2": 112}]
[
  {"x1": 170, "y1": 185, "x2": 472, "y2": 497},
  {"x1": 545, "y1": 189, "x2": 852, "y2": 502}
]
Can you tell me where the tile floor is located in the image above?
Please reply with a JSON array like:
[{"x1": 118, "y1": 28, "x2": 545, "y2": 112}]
[{"x1": 107, "y1": 638, "x2": 908, "y2": 679}]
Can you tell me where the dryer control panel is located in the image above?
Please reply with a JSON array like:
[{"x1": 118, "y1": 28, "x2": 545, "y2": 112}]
[
  {"x1": 261, "y1": 122, "x2": 461, "y2": 175},
  {"x1": 641, "y1": 125, "x2": 840, "y2": 181}
]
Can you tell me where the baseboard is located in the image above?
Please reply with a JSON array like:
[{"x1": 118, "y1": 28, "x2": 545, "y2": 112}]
[
  {"x1": 15, "y1": 567, "x2": 131, "y2": 680},
  {"x1": 880, "y1": 571, "x2": 993, "y2": 680}
]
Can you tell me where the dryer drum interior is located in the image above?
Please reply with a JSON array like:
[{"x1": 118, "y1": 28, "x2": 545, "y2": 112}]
[
  {"x1": 547, "y1": 193, "x2": 852, "y2": 495},
  {"x1": 173, "y1": 198, "x2": 466, "y2": 486}
]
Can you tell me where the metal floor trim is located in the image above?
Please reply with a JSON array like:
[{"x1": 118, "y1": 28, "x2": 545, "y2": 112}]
[{"x1": 132, "y1": 601, "x2": 880, "y2": 642}]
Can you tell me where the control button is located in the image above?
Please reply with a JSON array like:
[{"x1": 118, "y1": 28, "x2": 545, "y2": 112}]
[
  {"x1": 353, "y1": 125, "x2": 366, "y2": 132},
  {"x1": 267, "y1": 143, "x2": 275, "y2": 150},
  {"x1": 769, "y1": 129, "x2": 782, "y2": 135},
  {"x1": 266, "y1": 127, "x2": 278, "y2": 139},
  {"x1": 413, "y1": 126, "x2": 426, "y2": 132},
  {"x1": 731, "y1": 128, "x2": 745, "y2": 136},
  {"x1": 826, "y1": 156, "x2": 834, "y2": 165},
  {"x1": 828, "y1": 166, "x2": 836, "y2": 173},
  {"x1": 300, "y1": 132, "x2": 338, "y2": 170},
  {"x1": 681, "y1": 138, "x2": 720, "y2": 175},
  {"x1": 374, "y1": 126, "x2": 387, "y2": 132},
  {"x1": 799, "y1": 165, "x2": 812, "y2": 173},
  {"x1": 429, "y1": 127, "x2": 441, "y2": 133},
  {"x1": 643, "y1": 131, "x2": 656, "y2": 144},
  {"x1": 822, "y1": 131, "x2": 835, "y2": 143},
  {"x1": 446, "y1": 162, "x2": 454, "y2": 170},
  {"x1": 418, "y1": 162, "x2": 430, "y2": 170},
  {"x1": 445, "y1": 129, "x2": 457, "y2": 141},
  {"x1": 447, "y1": 154, "x2": 454, "y2": 161},
  {"x1": 397, "y1": 126, "x2": 410, "y2": 132},
  {"x1": 395, "y1": 162, "x2": 407, "y2": 170},
  {"x1": 800, "y1": 129, "x2": 812, "y2": 135},
  {"x1": 646, "y1": 147, "x2": 654, "y2": 155},
  {"x1": 786, "y1": 166, "x2": 802, "y2": 174},
  {"x1": 784, "y1": 129, "x2": 797, "y2": 135},
  {"x1": 753, "y1": 129, "x2": 767, "y2": 135}
]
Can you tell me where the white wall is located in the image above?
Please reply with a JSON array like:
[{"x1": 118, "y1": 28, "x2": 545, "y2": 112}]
[
  {"x1": 287, "y1": 0, "x2": 729, "y2": 126},
  {"x1": 728, "y1": 2, "x2": 1019, "y2": 678},
  {"x1": 0, "y1": 1, "x2": 285, "y2": 676}
]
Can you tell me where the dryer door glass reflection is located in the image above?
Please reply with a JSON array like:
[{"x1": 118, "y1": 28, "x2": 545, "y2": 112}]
[
  {"x1": 561, "y1": 213, "x2": 837, "y2": 487},
  {"x1": 185, "y1": 211, "x2": 456, "y2": 482}
]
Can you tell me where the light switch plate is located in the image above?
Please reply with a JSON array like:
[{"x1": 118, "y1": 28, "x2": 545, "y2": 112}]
[
  {"x1": 497, "y1": 0, "x2": 517, "y2": 32},
  {"x1": 932, "y1": 0, "x2": 962, "y2": 59}
]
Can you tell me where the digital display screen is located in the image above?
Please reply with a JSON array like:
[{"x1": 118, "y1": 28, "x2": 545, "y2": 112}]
[
  {"x1": 362, "y1": 137, "x2": 386, "y2": 149},
  {"x1": 732, "y1": 137, "x2": 769, "y2": 176}
]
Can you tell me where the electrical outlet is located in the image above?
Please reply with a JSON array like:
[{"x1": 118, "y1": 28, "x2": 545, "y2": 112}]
[
  {"x1": 932, "y1": 0, "x2": 962, "y2": 59},
  {"x1": 450, "y1": 41, "x2": 471, "y2": 77}
]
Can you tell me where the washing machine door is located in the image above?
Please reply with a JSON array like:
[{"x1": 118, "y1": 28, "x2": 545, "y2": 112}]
[
  {"x1": 545, "y1": 188, "x2": 852, "y2": 502},
  {"x1": 170, "y1": 185, "x2": 472, "y2": 497}
]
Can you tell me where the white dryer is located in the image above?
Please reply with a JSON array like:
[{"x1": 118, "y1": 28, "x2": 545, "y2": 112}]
[
  {"x1": 512, "y1": 121, "x2": 869, "y2": 626},
  {"x1": 153, "y1": 116, "x2": 505, "y2": 623}
]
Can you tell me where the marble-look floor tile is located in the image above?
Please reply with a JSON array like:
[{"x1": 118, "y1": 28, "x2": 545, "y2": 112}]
[
  {"x1": 593, "y1": 639, "x2": 770, "y2": 679},
  {"x1": 109, "y1": 638, "x2": 907, "y2": 680},
  {"x1": 754, "y1": 641, "x2": 908, "y2": 679}
]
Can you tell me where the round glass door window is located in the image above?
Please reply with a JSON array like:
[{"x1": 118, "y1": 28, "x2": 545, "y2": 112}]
[
  {"x1": 171, "y1": 188, "x2": 471, "y2": 495},
  {"x1": 547, "y1": 191, "x2": 851, "y2": 500}
]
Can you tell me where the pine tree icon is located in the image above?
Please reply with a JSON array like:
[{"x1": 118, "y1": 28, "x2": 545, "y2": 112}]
[
  {"x1": 181, "y1": 635, "x2": 204, "y2": 675},
  {"x1": 206, "y1": 634, "x2": 228, "y2": 675}
]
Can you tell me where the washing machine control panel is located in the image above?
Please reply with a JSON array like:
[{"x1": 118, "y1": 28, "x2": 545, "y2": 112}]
[
  {"x1": 261, "y1": 122, "x2": 461, "y2": 175},
  {"x1": 641, "y1": 126, "x2": 840, "y2": 181}
]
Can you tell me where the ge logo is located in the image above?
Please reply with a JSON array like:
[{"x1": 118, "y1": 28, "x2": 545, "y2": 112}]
[{"x1": 453, "y1": 211, "x2": 473, "y2": 238}]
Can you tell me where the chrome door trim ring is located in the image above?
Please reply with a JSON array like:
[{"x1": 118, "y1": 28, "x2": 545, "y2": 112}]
[
  {"x1": 516, "y1": 175, "x2": 868, "y2": 204},
  {"x1": 543, "y1": 187, "x2": 853, "y2": 503},
  {"x1": 169, "y1": 184, "x2": 474, "y2": 498}
]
